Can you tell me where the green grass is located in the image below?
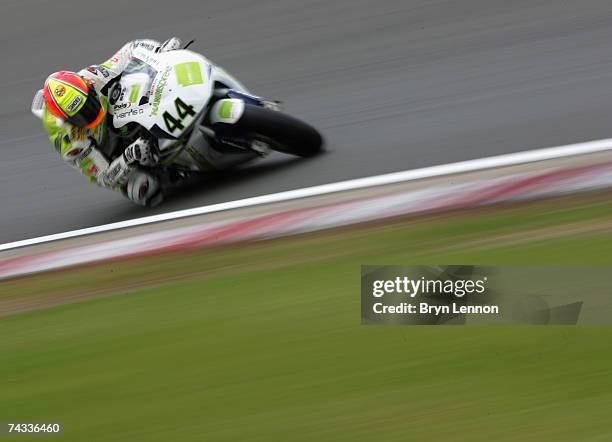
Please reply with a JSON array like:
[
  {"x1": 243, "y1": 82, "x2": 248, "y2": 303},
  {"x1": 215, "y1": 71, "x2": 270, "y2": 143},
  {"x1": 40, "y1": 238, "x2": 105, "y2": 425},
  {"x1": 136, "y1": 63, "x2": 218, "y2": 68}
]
[{"x1": 2, "y1": 193, "x2": 612, "y2": 441}]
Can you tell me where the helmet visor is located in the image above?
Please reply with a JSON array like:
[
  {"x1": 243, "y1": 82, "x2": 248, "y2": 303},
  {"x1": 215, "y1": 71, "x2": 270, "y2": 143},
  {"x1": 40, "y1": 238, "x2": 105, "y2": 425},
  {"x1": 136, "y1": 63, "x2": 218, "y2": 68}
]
[{"x1": 64, "y1": 88, "x2": 104, "y2": 128}]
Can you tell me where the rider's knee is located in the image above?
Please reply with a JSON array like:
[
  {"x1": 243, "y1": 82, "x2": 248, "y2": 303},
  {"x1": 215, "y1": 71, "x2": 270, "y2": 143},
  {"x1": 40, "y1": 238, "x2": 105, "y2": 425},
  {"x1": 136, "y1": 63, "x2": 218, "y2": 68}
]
[{"x1": 125, "y1": 171, "x2": 163, "y2": 207}]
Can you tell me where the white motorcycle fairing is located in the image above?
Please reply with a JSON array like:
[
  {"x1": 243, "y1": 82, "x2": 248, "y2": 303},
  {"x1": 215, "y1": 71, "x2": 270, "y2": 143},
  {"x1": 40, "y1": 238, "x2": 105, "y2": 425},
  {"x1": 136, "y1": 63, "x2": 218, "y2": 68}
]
[{"x1": 110, "y1": 47, "x2": 257, "y2": 171}]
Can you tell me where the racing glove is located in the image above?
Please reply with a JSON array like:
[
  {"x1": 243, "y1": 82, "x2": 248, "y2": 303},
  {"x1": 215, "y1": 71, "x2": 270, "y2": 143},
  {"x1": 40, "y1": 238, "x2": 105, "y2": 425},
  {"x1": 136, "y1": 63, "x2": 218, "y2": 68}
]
[
  {"x1": 123, "y1": 137, "x2": 158, "y2": 167},
  {"x1": 98, "y1": 138, "x2": 158, "y2": 188}
]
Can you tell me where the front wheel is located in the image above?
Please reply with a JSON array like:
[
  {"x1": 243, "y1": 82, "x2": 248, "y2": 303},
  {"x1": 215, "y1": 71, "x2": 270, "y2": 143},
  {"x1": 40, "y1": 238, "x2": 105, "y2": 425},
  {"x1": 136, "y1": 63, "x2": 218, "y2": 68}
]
[{"x1": 218, "y1": 104, "x2": 324, "y2": 157}]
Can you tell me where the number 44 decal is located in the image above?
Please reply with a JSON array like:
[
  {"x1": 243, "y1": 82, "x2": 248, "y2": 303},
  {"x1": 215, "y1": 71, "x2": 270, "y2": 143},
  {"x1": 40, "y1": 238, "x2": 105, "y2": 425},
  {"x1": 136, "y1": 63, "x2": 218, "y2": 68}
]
[{"x1": 163, "y1": 98, "x2": 196, "y2": 133}]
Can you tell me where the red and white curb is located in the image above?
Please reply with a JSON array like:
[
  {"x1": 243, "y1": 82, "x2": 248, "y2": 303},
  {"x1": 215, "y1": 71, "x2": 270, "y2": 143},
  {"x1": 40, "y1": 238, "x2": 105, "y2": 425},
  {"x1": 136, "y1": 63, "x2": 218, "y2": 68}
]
[{"x1": 1, "y1": 159, "x2": 612, "y2": 280}]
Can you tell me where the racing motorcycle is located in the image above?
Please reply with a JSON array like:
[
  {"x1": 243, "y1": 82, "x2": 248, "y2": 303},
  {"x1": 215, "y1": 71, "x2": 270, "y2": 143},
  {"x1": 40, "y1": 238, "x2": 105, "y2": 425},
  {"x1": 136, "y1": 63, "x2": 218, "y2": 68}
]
[{"x1": 110, "y1": 45, "x2": 323, "y2": 183}]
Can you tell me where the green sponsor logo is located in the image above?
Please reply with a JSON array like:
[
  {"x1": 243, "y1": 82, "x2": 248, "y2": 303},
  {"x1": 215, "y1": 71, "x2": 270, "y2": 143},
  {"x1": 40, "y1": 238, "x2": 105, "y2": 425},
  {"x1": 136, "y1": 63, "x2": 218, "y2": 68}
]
[
  {"x1": 128, "y1": 84, "x2": 141, "y2": 103},
  {"x1": 219, "y1": 101, "x2": 234, "y2": 119},
  {"x1": 151, "y1": 67, "x2": 172, "y2": 116},
  {"x1": 174, "y1": 62, "x2": 204, "y2": 87}
]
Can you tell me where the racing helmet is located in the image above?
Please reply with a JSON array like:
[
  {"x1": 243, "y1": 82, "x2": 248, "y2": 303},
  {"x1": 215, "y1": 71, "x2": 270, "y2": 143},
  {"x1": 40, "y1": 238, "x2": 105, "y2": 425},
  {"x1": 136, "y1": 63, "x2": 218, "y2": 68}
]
[{"x1": 42, "y1": 71, "x2": 105, "y2": 128}]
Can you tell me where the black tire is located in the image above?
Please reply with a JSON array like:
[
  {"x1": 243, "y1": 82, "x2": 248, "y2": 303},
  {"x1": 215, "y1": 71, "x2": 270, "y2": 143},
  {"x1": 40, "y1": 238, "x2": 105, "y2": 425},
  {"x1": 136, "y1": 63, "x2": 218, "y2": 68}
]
[{"x1": 233, "y1": 104, "x2": 323, "y2": 157}]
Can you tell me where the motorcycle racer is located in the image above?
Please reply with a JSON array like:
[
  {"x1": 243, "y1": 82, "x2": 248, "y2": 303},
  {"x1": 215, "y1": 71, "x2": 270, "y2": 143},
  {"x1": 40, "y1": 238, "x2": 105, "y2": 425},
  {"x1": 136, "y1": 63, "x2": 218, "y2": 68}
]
[{"x1": 31, "y1": 37, "x2": 182, "y2": 206}]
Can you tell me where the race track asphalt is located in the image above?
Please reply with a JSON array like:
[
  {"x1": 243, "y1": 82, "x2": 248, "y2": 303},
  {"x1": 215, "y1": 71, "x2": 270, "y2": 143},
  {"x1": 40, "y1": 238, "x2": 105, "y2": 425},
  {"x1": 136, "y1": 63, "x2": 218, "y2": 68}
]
[{"x1": 2, "y1": 0, "x2": 612, "y2": 243}]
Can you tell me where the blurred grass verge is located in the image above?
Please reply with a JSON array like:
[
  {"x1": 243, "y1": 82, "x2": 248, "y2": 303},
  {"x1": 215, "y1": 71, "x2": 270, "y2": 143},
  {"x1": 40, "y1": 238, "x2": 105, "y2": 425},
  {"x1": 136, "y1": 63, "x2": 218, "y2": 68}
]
[{"x1": 1, "y1": 191, "x2": 612, "y2": 441}]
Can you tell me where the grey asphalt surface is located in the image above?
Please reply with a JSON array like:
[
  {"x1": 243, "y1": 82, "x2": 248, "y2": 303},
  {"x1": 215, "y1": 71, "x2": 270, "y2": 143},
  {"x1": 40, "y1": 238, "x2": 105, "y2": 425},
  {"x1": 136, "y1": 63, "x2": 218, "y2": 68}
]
[{"x1": 2, "y1": 0, "x2": 612, "y2": 243}]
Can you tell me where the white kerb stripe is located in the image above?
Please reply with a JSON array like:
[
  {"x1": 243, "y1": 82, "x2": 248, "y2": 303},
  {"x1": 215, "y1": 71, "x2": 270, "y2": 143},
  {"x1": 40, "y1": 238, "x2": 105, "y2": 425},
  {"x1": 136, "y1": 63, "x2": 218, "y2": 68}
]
[{"x1": 2, "y1": 137, "x2": 612, "y2": 252}]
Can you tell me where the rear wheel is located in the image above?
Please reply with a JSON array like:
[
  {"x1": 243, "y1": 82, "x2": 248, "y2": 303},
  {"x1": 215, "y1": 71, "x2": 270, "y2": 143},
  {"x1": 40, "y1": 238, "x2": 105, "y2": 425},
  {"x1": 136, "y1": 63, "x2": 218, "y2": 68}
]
[{"x1": 224, "y1": 104, "x2": 323, "y2": 157}]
